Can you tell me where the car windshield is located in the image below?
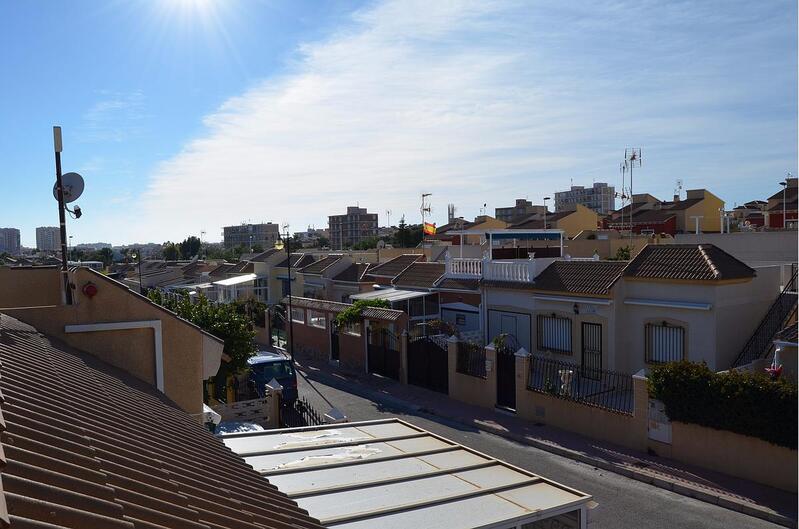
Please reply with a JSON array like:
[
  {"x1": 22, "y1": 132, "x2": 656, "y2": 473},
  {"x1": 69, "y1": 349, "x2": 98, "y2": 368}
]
[{"x1": 251, "y1": 360, "x2": 295, "y2": 380}]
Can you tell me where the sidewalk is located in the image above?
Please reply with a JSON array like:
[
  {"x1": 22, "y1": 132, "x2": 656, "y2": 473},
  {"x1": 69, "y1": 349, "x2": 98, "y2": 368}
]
[{"x1": 295, "y1": 356, "x2": 797, "y2": 529}]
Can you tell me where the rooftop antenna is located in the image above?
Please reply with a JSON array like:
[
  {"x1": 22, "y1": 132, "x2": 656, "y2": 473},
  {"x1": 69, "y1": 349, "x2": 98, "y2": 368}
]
[
  {"x1": 447, "y1": 203, "x2": 456, "y2": 223},
  {"x1": 51, "y1": 126, "x2": 85, "y2": 305},
  {"x1": 421, "y1": 193, "x2": 432, "y2": 243},
  {"x1": 674, "y1": 179, "x2": 683, "y2": 200},
  {"x1": 623, "y1": 148, "x2": 642, "y2": 245}
]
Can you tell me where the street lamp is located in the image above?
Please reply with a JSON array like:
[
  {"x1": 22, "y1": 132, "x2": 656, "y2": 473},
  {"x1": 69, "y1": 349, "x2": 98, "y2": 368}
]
[
  {"x1": 131, "y1": 251, "x2": 143, "y2": 295},
  {"x1": 543, "y1": 197, "x2": 551, "y2": 230},
  {"x1": 274, "y1": 226, "x2": 294, "y2": 361},
  {"x1": 779, "y1": 180, "x2": 788, "y2": 229},
  {"x1": 68, "y1": 235, "x2": 73, "y2": 262}
]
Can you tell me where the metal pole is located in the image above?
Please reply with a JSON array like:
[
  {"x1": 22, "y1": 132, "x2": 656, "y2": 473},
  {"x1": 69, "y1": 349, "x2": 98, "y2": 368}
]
[
  {"x1": 53, "y1": 127, "x2": 72, "y2": 305},
  {"x1": 286, "y1": 228, "x2": 294, "y2": 362},
  {"x1": 138, "y1": 252, "x2": 144, "y2": 295},
  {"x1": 783, "y1": 183, "x2": 786, "y2": 229}
]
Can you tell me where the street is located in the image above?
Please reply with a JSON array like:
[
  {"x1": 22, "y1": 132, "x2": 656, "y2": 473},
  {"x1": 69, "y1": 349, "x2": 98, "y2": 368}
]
[{"x1": 295, "y1": 366, "x2": 784, "y2": 529}]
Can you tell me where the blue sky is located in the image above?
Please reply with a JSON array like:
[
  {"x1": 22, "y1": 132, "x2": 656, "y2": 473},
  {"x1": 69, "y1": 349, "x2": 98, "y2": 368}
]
[{"x1": 1, "y1": 0, "x2": 796, "y2": 247}]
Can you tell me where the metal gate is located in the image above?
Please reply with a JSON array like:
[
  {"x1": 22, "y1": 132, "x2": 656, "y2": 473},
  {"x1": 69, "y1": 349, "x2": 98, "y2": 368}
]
[
  {"x1": 495, "y1": 334, "x2": 517, "y2": 410},
  {"x1": 367, "y1": 328, "x2": 400, "y2": 380},
  {"x1": 330, "y1": 323, "x2": 340, "y2": 361},
  {"x1": 581, "y1": 322, "x2": 602, "y2": 380},
  {"x1": 407, "y1": 335, "x2": 449, "y2": 394}
]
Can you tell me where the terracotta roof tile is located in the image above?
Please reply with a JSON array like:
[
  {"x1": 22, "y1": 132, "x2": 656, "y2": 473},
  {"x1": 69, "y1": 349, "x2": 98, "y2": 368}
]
[
  {"x1": 435, "y1": 277, "x2": 479, "y2": 291},
  {"x1": 276, "y1": 253, "x2": 315, "y2": 269},
  {"x1": 367, "y1": 254, "x2": 424, "y2": 278},
  {"x1": 332, "y1": 263, "x2": 371, "y2": 283},
  {"x1": 392, "y1": 262, "x2": 444, "y2": 289},
  {"x1": 298, "y1": 255, "x2": 342, "y2": 275},
  {"x1": 532, "y1": 260, "x2": 626, "y2": 295},
  {"x1": 0, "y1": 315, "x2": 324, "y2": 529},
  {"x1": 623, "y1": 244, "x2": 756, "y2": 281},
  {"x1": 283, "y1": 297, "x2": 404, "y2": 322}
]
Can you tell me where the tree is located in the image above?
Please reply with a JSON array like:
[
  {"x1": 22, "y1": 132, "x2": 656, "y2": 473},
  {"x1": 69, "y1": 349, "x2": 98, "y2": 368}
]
[
  {"x1": 147, "y1": 290, "x2": 256, "y2": 376},
  {"x1": 250, "y1": 243, "x2": 264, "y2": 253},
  {"x1": 317, "y1": 236, "x2": 330, "y2": 248},
  {"x1": 610, "y1": 245, "x2": 632, "y2": 261},
  {"x1": 179, "y1": 236, "x2": 202, "y2": 260},
  {"x1": 96, "y1": 247, "x2": 114, "y2": 267},
  {"x1": 163, "y1": 242, "x2": 180, "y2": 261}
]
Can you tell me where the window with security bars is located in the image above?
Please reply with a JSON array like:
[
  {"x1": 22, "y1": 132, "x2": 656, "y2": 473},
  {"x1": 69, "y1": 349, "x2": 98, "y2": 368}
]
[
  {"x1": 308, "y1": 310, "x2": 326, "y2": 329},
  {"x1": 645, "y1": 323, "x2": 685, "y2": 364},
  {"x1": 290, "y1": 307, "x2": 305, "y2": 324},
  {"x1": 537, "y1": 314, "x2": 572, "y2": 354}
]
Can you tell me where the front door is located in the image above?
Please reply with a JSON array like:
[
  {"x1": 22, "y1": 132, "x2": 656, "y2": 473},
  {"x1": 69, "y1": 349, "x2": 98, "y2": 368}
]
[
  {"x1": 495, "y1": 335, "x2": 518, "y2": 410},
  {"x1": 581, "y1": 322, "x2": 602, "y2": 380}
]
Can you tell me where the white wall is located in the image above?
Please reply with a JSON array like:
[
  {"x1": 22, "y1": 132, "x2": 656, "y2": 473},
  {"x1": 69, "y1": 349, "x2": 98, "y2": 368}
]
[{"x1": 675, "y1": 231, "x2": 797, "y2": 267}]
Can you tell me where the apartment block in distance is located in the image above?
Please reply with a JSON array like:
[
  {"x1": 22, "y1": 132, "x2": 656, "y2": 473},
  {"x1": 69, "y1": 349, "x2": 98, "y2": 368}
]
[
  {"x1": 223, "y1": 222, "x2": 280, "y2": 250},
  {"x1": 328, "y1": 206, "x2": 378, "y2": 249},
  {"x1": 555, "y1": 182, "x2": 616, "y2": 214},
  {"x1": 495, "y1": 199, "x2": 548, "y2": 223},
  {"x1": 35, "y1": 226, "x2": 61, "y2": 252},
  {"x1": 0, "y1": 228, "x2": 21, "y2": 255}
]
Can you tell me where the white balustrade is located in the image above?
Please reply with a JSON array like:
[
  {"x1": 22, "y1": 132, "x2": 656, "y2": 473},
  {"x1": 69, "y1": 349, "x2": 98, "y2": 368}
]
[
  {"x1": 446, "y1": 257, "x2": 483, "y2": 278},
  {"x1": 484, "y1": 259, "x2": 536, "y2": 283}
]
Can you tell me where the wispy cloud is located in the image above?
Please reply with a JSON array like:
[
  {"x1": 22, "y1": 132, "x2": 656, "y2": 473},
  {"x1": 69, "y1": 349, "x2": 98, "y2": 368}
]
[
  {"x1": 80, "y1": 90, "x2": 146, "y2": 142},
  {"x1": 131, "y1": 0, "x2": 796, "y2": 241}
]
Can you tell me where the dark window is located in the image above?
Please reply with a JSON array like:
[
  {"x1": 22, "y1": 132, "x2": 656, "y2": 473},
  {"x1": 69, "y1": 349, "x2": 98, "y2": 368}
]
[
  {"x1": 537, "y1": 314, "x2": 572, "y2": 354},
  {"x1": 645, "y1": 323, "x2": 685, "y2": 363}
]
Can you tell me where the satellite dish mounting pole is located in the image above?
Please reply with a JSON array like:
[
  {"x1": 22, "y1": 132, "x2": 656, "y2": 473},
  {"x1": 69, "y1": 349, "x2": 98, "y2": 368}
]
[{"x1": 53, "y1": 126, "x2": 72, "y2": 305}]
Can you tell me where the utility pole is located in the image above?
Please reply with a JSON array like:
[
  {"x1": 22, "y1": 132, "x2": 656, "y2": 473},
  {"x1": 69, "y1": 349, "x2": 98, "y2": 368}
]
[{"x1": 53, "y1": 126, "x2": 72, "y2": 305}]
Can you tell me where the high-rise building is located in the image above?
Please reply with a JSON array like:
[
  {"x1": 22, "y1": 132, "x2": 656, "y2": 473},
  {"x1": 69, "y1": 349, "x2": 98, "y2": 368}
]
[
  {"x1": 0, "y1": 228, "x2": 21, "y2": 255},
  {"x1": 328, "y1": 206, "x2": 379, "y2": 249},
  {"x1": 222, "y1": 223, "x2": 280, "y2": 250},
  {"x1": 495, "y1": 199, "x2": 548, "y2": 223},
  {"x1": 36, "y1": 226, "x2": 61, "y2": 252},
  {"x1": 555, "y1": 182, "x2": 616, "y2": 214}
]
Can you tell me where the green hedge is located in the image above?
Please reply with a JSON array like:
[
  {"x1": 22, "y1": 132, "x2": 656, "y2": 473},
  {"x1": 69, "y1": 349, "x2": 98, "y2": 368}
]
[{"x1": 648, "y1": 361, "x2": 797, "y2": 449}]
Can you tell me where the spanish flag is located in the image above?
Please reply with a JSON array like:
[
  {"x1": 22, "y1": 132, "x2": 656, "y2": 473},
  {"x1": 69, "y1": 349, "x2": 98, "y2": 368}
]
[{"x1": 423, "y1": 222, "x2": 436, "y2": 235}]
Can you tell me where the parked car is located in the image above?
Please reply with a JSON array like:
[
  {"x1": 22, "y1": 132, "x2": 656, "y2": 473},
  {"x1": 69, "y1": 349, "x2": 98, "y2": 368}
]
[{"x1": 248, "y1": 351, "x2": 298, "y2": 402}]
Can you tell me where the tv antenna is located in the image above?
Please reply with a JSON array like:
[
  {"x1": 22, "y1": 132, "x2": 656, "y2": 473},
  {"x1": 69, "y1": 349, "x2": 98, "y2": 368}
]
[
  {"x1": 421, "y1": 193, "x2": 432, "y2": 240},
  {"x1": 622, "y1": 148, "x2": 642, "y2": 245},
  {"x1": 674, "y1": 179, "x2": 683, "y2": 200}
]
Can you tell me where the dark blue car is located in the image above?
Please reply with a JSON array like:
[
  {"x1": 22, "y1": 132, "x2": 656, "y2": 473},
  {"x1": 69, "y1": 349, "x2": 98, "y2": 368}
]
[{"x1": 248, "y1": 351, "x2": 297, "y2": 402}]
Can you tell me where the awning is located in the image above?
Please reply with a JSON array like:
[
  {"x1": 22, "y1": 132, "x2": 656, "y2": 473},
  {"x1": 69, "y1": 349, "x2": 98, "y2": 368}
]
[
  {"x1": 221, "y1": 419, "x2": 593, "y2": 529},
  {"x1": 351, "y1": 288, "x2": 430, "y2": 302},
  {"x1": 213, "y1": 273, "x2": 259, "y2": 287}
]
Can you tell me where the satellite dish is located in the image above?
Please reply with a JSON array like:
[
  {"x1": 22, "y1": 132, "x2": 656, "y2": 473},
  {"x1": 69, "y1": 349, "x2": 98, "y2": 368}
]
[{"x1": 53, "y1": 172, "x2": 84, "y2": 203}]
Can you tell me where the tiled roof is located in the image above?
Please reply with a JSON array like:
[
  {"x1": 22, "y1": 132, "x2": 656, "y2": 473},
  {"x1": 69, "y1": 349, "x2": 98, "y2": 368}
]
[
  {"x1": 627, "y1": 209, "x2": 677, "y2": 223},
  {"x1": 299, "y1": 255, "x2": 342, "y2": 275},
  {"x1": 249, "y1": 249, "x2": 279, "y2": 262},
  {"x1": 768, "y1": 186, "x2": 798, "y2": 201},
  {"x1": 227, "y1": 261, "x2": 255, "y2": 274},
  {"x1": 332, "y1": 263, "x2": 372, "y2": 283},
  {"x1": 768, "y1": 200, "x2": 798, "y2": 212},
  {"x1": 532, "y1": 260, "x2": 626, "y2": 295},
  {"x1": 392, "y1": 262, "x2": 445, "y2": 289},
  {"x1": 435, "y1": 277, "x2": 480, "y2": 291},
  {"x1": 623, "y1": 244, "x2": 756, "y2": 281},
  {"x1": 509, "y1": 211, "x2": 568, "y2": 229},
  {"x1": 0, "y1": 314, "x2": 324, "y2": 529},
  {"x1": 208, "y1": 262, "x2": 237, "y2": 277},
  {"x1": 367, "y1": 254, "x2": 424, "y2": 278},
  {"x1": 659, "y1": 198, "x2": 703, "y2": 211},
  {"x1": 276, "y1": 253, "x2": 316, "y2": 269},
  {"x1": 283, "y1": 297, "x2": 404, "y2": 321}
]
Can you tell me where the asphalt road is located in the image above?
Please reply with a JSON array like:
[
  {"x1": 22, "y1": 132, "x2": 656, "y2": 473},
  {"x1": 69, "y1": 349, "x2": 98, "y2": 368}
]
[{"x1": 295, "y1": 367, "x2": 784, "y2": 529}]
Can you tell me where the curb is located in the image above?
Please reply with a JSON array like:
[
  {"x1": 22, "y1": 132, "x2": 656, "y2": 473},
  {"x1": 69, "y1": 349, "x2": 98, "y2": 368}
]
[
  {"x1": 299, "y1": 362, "x2": 796, "y2": 529},
  {"x1": 424, "y1": 398, "x2": 797, "y2": 529}
]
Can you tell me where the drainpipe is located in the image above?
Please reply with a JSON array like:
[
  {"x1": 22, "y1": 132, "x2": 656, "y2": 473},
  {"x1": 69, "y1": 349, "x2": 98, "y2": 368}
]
[{"x1": 64, "y1": 320, "x2": 164, "y2": 391}]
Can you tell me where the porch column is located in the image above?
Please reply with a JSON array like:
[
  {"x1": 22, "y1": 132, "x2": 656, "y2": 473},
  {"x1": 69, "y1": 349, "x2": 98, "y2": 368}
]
[
  {"x1": 400, "y1": 330, "x2": 409, "y2": 385},
  {"x1": 447, "y1": 335, "x2": 458, "y2": 393},
  {"x1": 515, "y1": 347, "x2": 531, "y2": 413},
  {"x1": 484, "y1": 343, "x2": 498, "y2": 408}
]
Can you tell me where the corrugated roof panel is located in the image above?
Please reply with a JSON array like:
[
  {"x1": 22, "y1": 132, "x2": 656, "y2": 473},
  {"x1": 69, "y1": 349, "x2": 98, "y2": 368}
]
[{"x1": 222, "y1": 419, "x2": 592, "y2": 529}]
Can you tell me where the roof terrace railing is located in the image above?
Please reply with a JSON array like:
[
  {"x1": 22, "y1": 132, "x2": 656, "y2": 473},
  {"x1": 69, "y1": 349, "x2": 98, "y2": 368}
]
[
  {"x1": 484, "y1": 259, "x2": 536, "y2": 283},
  {"x1": 445, "y1": 257, "x2": 482, "y2": 278}
]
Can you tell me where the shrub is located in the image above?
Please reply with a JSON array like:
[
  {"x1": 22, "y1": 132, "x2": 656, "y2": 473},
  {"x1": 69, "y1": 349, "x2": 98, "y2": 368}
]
[
  {"x1": 648, "y1": 361, "x2": 797, "y2": 448},
  {"x1": 334, "y1": 299, "x2": 390, "y2": 326}
]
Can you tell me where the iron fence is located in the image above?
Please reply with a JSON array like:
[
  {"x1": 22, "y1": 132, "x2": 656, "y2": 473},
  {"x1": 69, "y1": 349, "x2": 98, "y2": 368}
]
[
  {"x1": 456, "y1": 341, "x2": 486, "y2": 378},
  {"x1": 527, "y1": 356, "x2": 634, "y2": 415},
  {"x1": 280, "y1": 396, "x2": 325, "y2": 428}
]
